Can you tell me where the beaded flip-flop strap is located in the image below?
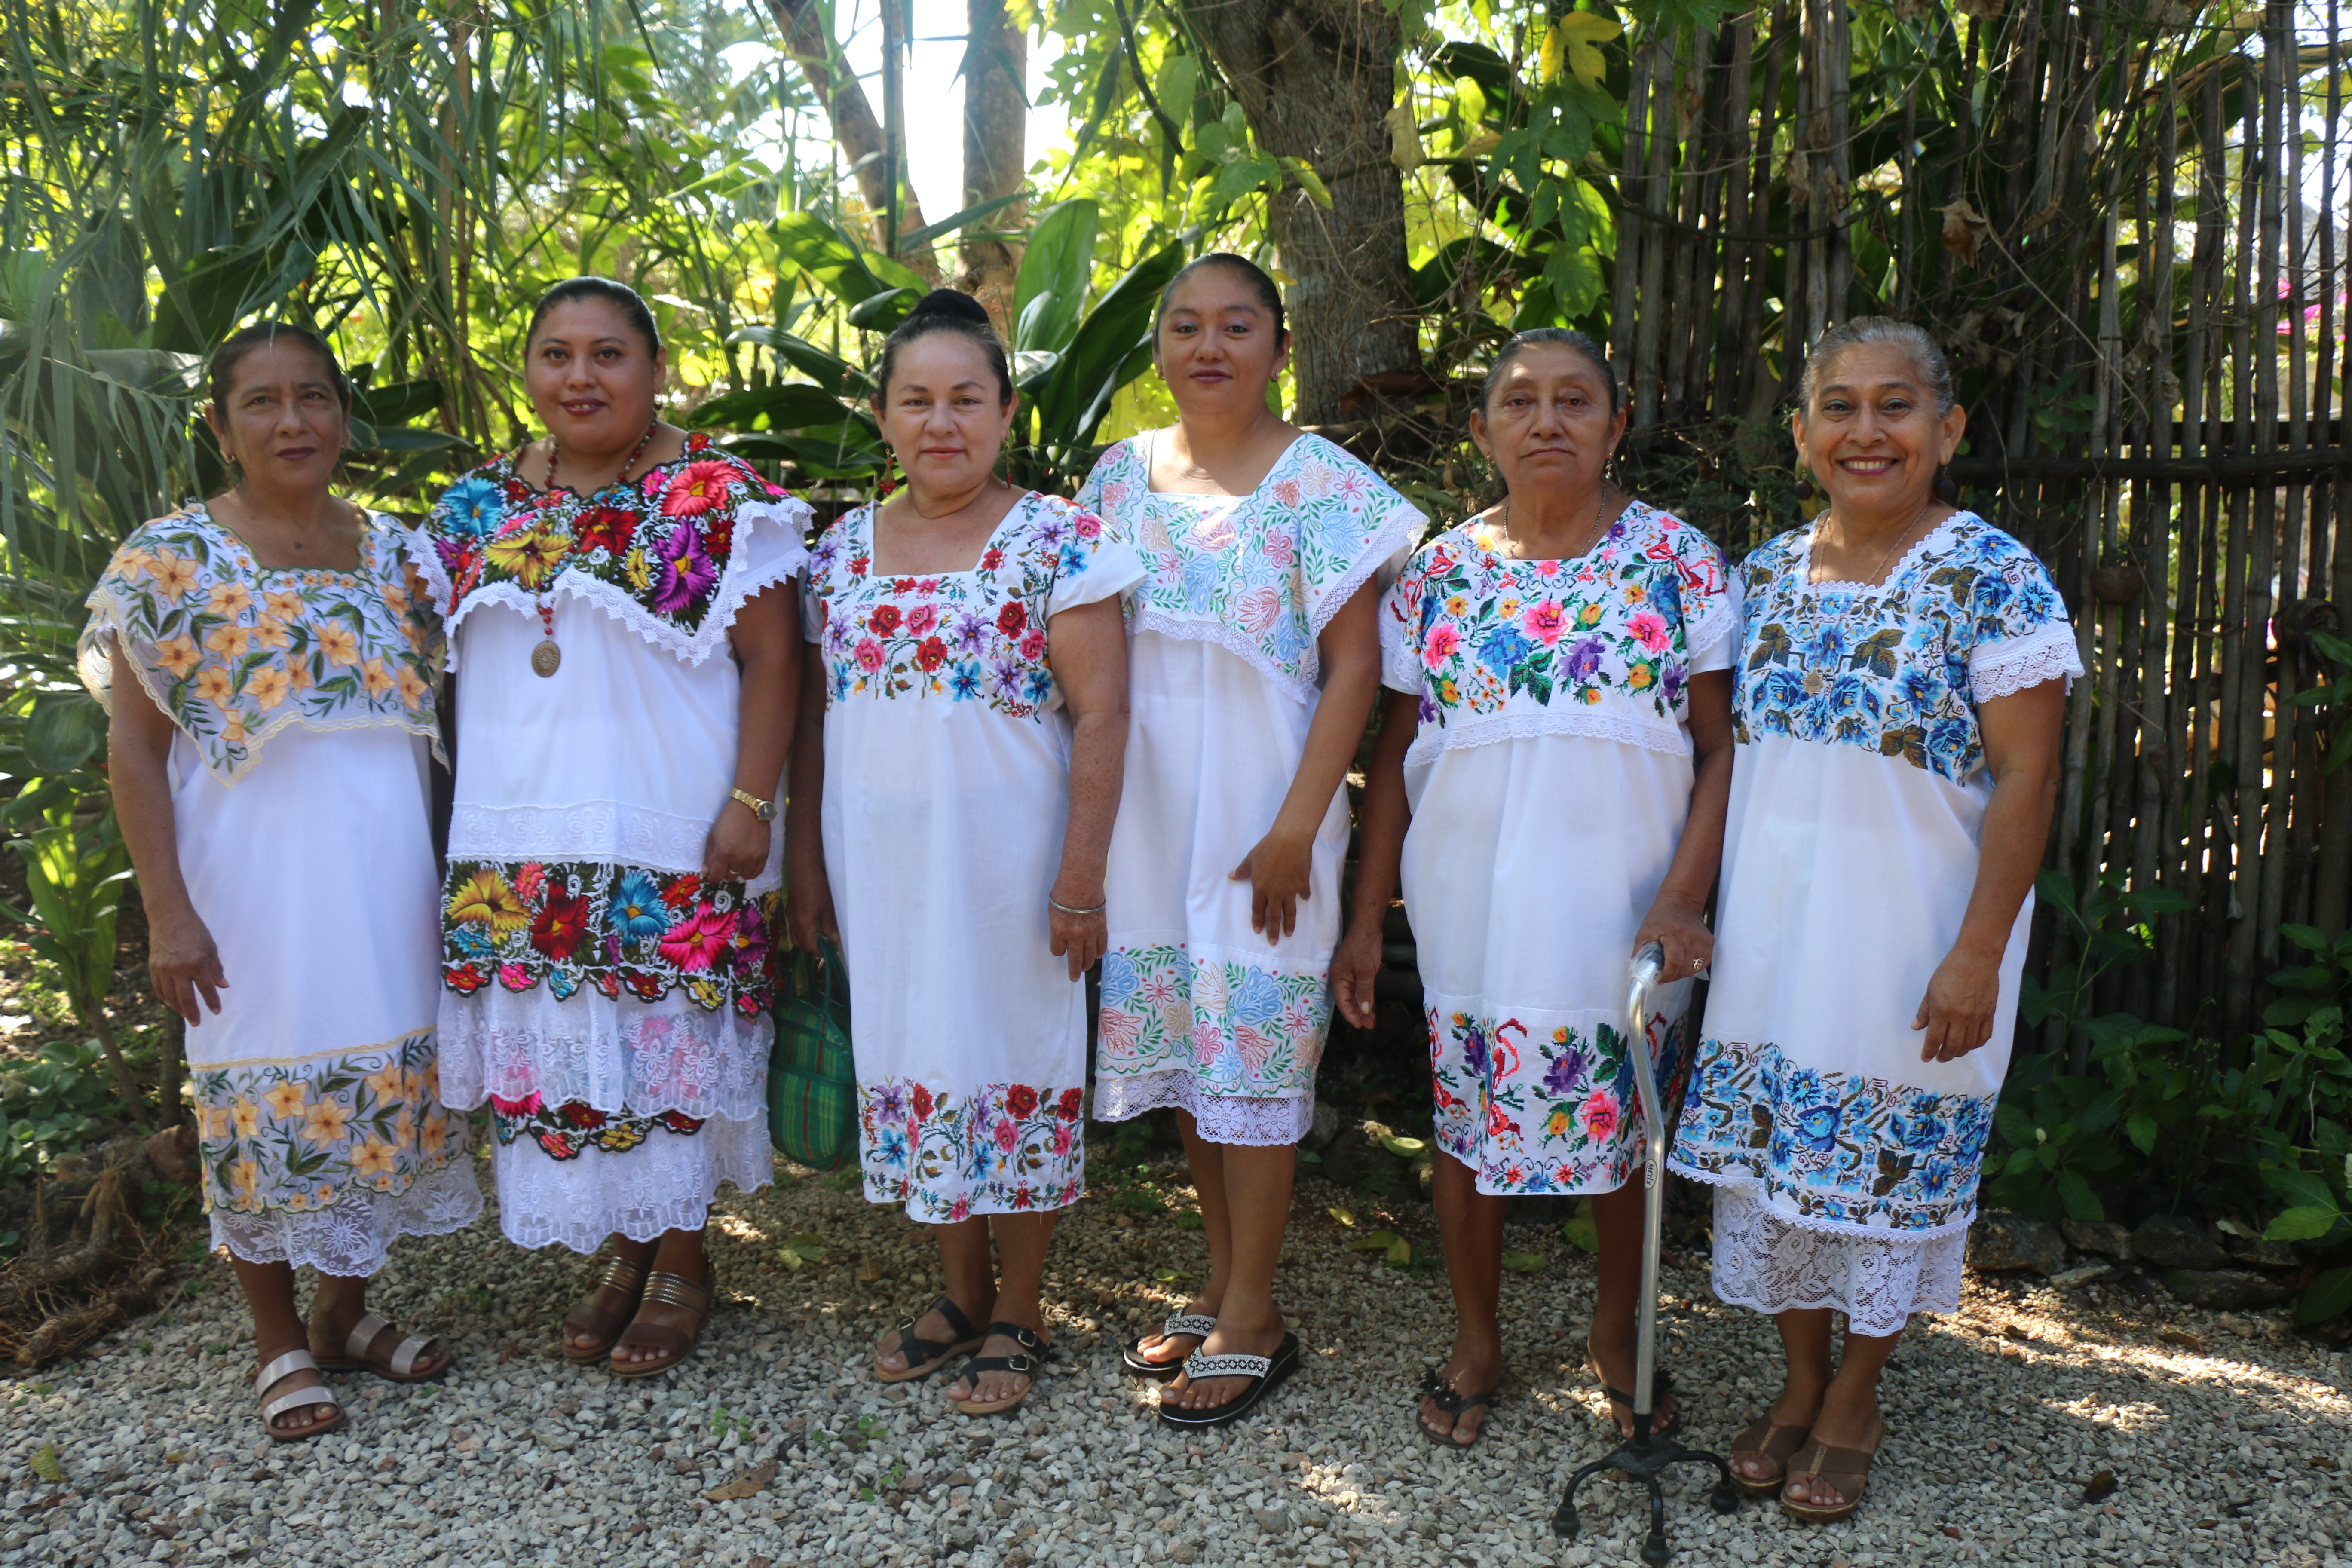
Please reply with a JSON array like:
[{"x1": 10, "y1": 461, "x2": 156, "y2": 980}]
[
  {"x1": 1182, "y1": 1348, "x2": 1273, "y2": 1381},
  {"x1": 1162, "y1": 1312, "x2": 1217, "y2": 1340}
]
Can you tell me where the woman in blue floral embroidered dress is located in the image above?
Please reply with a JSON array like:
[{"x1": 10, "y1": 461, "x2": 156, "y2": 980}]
[
  {"x1": 1336, "y1": 330, "x2": 1734, "y2": 1449},
  {"x1": 790, "y1": 290, "x2": 1140, "y2": 1418},
  {"x1": 421, "y1": 279, "x2": 808, "y2": 1376},
  {"x1": 1666, "y1": 319, "x2": 2075, "y2": 1521},
  {"x1": 88, "y1": 325, "x2": 480, "y2": 1441},
  {"x1": 1076, "y1": 255, "x2": 1419, "y2": 1425}
]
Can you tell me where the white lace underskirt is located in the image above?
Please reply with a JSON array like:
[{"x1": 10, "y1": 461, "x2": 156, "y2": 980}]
[
  {"x1": 209, "y1": 1158, "x2": 484, "y2": 1276},
  {"x1": 1708, "y1": 1183, "x2": 1963, "y2": 1338},
  {"x1": 1092, "y1": 1068, "x2": 1313, "y2": 1146},
  {"x1": 439, "y1": 985, "x2": 772, "y2": 1123},
  {"x1": 491, "y1": 1109, "x2": 772, "y2": 1254}
]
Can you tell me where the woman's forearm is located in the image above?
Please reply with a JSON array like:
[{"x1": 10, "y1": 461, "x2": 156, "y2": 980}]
[
  {"x1": 1056, "y1": 708, "x2": 1125, "y2": 900},
  {"x1": 1346, "y1": 689, "x2": 1419, "y2": 929},
  {"x1": 1952, "y1": 769, "x2": 2058, "y2": 961},
  {"x1": 783, "y1": 642, "x2": 827, "y2": 863},
  {"x1": 1650, "y1": 738, "x2": 1733, "y2": 915},
  {"x1": 732, "y1": 637, "x2": 798, "y2": 803},
  {"x1": 105, "y1": 653, "x2": 194, "y2": 923},
  {"x1": 1273, "y1": 649, "x2": 1380, "y2": 845}
]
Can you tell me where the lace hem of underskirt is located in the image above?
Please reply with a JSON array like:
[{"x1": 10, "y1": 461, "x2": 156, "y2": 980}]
[
  {"x1": 490, "y1": 1109, "x2": 772, "y2": 1253},
  {"x1": 438, "y1": 987, "x2": 772, "y2": 1122},
  {"x1": 208, "y1": 1158, "x2": 484, "y2": 1276},
  {"x1": 1707, "y1": 1183, "x2": 1963, "y2": 1337},
  {"x1": 1092, "y1": 1069, "x2": 1313, "y2": 1146}
]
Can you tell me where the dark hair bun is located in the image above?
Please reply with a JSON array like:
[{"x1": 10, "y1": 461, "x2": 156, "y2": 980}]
[{"x1": 906, "y1": 288, "x2": 992, "y2": 327}]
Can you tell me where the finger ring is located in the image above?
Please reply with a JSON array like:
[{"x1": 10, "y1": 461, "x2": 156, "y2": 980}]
[{"x1": 1692, "y1": 957, "x2": 1704, "y2": 971}]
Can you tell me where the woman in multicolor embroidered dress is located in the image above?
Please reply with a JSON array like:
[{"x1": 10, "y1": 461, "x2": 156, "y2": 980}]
[
  {"x1": 1335, "y1": 330, "x2": 1734, "y2": 1450},
  {"x1": 420, "y1": 278, "x2": 808, "y2": 1376},
  {"x1": 1666, "y1": 319, "x2": 2074, "y2": 1521},
  {"x1": 790, "y1": 290, "x2": 1139, "y2": 1418},
  {"x1": 1075, "y1": 254, "x2": 1419, "y2": 1427},
  {"x1": 89, "y1": 325, "x2": 480, "y2": 1442}
]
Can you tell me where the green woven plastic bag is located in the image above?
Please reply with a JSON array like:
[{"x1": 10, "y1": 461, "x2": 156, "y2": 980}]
[{"x1": 768, "y1": 939, "x2": 857, "y2": 1172}]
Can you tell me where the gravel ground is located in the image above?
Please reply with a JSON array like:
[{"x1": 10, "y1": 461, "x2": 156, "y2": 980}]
[{"x1": 2, "y1": 1145, "x2": 2348, "y2": 1568}]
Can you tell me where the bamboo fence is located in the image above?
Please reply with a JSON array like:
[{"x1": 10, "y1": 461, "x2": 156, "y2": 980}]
[{"x1": 1590, "y1": 0, "x2": 2349, "y2": 1051}]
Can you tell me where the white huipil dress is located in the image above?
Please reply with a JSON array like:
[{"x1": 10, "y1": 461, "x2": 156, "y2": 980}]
[
  {"x1": 80, "y1": 507, "x2": 481, "y2": 1274},
  {"x1": 420, "y1": 438, "x2": 811, "y2": 1253},
  {"x1": 1667, "y1": 511, "x2": 2082, "y2": 1336},
  {"x1": 1378, "y1": 503, "x2": 1734, "y2": 1192},
  {"x1": 1077, "y1": 434, "x2": 1420, "y2": 1144},
  {"x1": 803, "y1": 493, "x2": 1143, "y2": 1222}
]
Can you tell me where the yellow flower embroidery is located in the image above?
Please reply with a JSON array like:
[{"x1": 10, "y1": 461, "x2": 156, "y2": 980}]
[
  {"x1": 360, "y1": 657, "x2": 395, "y2": 700},
  {"x1": 1577, "y1": 602, "x2": 1605, "y2": 627},
  {"x1": 421, "y1": 1111, "x2": 449, "y2": 1160},
  {"x1": 203, "y1": 623, "x2": 252, "y2": 659},
  {"x1": 289, "y1": 658, "x2": 316, "y2": 692},
  {"x1": 364, "y1": 1066, "x2": 405, "y2": 1102},
  {"x1": 446, "y1": 866, "x2": 529, "y2": 932},
  {"x1": 154, "y1": 637, "x2": 200, "y2": 679},
  {"x1": 247, "y1": 665, "x2": 292, "y2": 710},
  {"x1": 317, "y1": 622, "x2": 361, "y2": 667},
  {"x1": 484, "y1": 522, "x2": 570, "y2": 590},
  {"x1": 350, "y1": 1138, "x2": 398, "y2": 1179},
  {"x1": 262, "y1": 1080, "x2": 307, "y2": 1121},
  {"x1": 220, "y1": 711, "x2": 248, "y2": 747},
  {"x1": 148, "y1": 551, "x2": 199, "y2": 602},
  {"x1": 251, "y1": 616, "x2": 292, "y2": 651},
  {"x1": 263, "y1": 588, "x2": 306, "y2": 620},
  {"x1": 232, "y1": 1097, "x2": 260, "y2": 1138},
  {"x1": 299, "y1": 1098, "x2": 353, "y2": 1146},
  {"x1": 231, "y1": 1158, "x2": 260, "y2": 1207},
  {"x1": 205, "y1": 582, "x2": 254, "y2": 617},
  {"x1": 395, "y1": 665, "x2": 429, "y2": 709},
  {"x1": 393, "y1": 1105, "x2": 416, "y2": 1147},
  {"x1": 380, "y1": 580, "x2": 410, "y2": 618}
]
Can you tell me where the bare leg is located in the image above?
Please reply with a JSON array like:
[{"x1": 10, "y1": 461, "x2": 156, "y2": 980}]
[
  {"x1": 233, "y1": 1258, "x2": 337, "y2": 1437},
  {"x1": 611, "y1": 1228, "x2": 710, "y2": 1368},
  {"x1": 875, "y1": 1216, "x2": 996, "y2": 1376},
  {"x1": 1163, "y1": 1141, "x2": 1295, "y2": 1411},
  {"x1": 1783, "y1": 1323, "x2": 1897, "y2": 1510},
  {"x1": 1730, "y1": 1308, "x2": 1834, "y2": 1486},
  {"x1": 946, "y1": 1211, "x2": 1060, "y2": 1404},
  {"x1": 1414, "y1": 1149, "x2": 1503, "y2": 1445},
  {"x1": 310, "y1": 1269, "x2": 451, "y2": 1378},
  {"x1": 567, "y1": 1232, "x2": 655, "y2": 1354},
  {"x1": 1132, "y1": 1110, "x2": 1228, "y2": 1370},
  {"x1": 1584, "y1": 1179, "x2": 1678, "y2": 1436}
]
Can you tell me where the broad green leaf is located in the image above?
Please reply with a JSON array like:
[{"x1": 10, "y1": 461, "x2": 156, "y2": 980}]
[
  {"x1": 1556, "y1": 12, "x2": 1623, "y2": 41},
  {"x1": 1499, "y1": 1251, "x2": 1547, "y2": 1273},
  {"x1": 1209, "y1": 151, "x2": 1281, "y2": 212},
  {"x1": 1560, "y1": 1200, "x2": 1599, "y2": 1253},
  {"x1": 1383, "y1": 1237, "x2": 1412, "y2": 1267},
  {"x1": 1011, "y1": 200, "x2": 1099, "y2": 355},
  {"x1": 2295, "y1": 1266, "x2": 2352, "y2": 1326},
  {"x1": 2263, "y1": 1206, "x2": 2340, "y2": 1241},
  {"x1": 1347, "y1": 1229, "x2": 1402, "y2": 1252},
  {"x1": 687, "y1": 383, "x2": 851, "y2": 432},
  {"x1": 2055, "y1": 1169, "x2": 2103, "y2": 1223},
  {"x1": 1378, "y1": 1133, "x2": 1428, "y2": 1158},
  {"x1": 1327, "y1": 1207, "x2": 1356, "y2": 1227}
]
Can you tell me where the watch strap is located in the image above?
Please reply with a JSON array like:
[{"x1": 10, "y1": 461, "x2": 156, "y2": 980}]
[{"x1": 729, "y1": 787, "x2": 776, "y2": 821}]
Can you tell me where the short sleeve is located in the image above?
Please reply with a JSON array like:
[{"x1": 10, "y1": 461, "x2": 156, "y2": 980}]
[
  {"x1": 1665, "y1": 518, "x2": 1736, "y2": 677},
  {"x1": 1378, "y1": 557, "x2": 1428, "y2": 695},
  {"x1": 1047, "y1": 535, "x2": 1147, "y2": 616},
  {"x1": 1299, "y1": 451, "x2": 1424, "y2": 642},
  {"x1": 798, "y1": 571, "x2": 825, "y2": 643},
  {"x1": 1963, "y1": 532, "x2": 2083, "y2": 703}
]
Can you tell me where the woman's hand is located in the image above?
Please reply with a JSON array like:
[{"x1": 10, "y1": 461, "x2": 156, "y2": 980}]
[
  {"x1": 1331, "y1": 919, "x2": 1384, "y2": 1031},
  {"x1": 1231, "y1": 827, "x2": 1312, "y2": 944},
  {"x1": 1632, "y1": 897, "x2": 1713, "y2": 982},
  {"x1": 703, "y1": 799, "x2": 772, "y2": 884},
  {"x1": 1047, "y1": 873, "x2": 1107, "y2": 981},
  {"x1": 149, "y1": 907, "x2": 227, "y2": 1025},
  {"x1": 1913, "y1": 944, "x2": 2003, "y2": 1061},
  {"x1": 786, "y1": 851, "x2": 839, "y2": 954}
]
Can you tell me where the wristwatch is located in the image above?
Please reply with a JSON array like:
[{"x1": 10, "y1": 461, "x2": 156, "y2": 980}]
[{"x1": 729, "y1": 787, "x2": 777, "y2": 823}]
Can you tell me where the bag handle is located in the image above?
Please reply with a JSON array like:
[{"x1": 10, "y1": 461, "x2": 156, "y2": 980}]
[{"x1": 817, "y1": 937, "x2": 848, "y2": 1009}]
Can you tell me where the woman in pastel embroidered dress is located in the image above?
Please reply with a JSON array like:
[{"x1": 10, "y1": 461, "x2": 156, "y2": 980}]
[
  {"x1": 790, "y1": 291, "x2": 1138, "y2": 1418},
  {"x1": 1335, "y1": 331, "x2": 1733, "y2": 1449},
  {"x1": 89, "y1": 325, "x2": 480, "y2": 1441},
  {"x1": 1076, "y1": 255, "x2": 1419, "y2": 1426},
  {"x1": 1666, "y1": 319, "x2": 2074, "y2": 1521},
  {"x1": 421, "y1": 278, "x2": 808, "y2": 1376}
]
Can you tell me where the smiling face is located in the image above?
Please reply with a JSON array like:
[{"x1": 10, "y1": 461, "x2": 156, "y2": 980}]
[
  {"x1": 1469, "y1": 341, "x2": 1626, "y2": 501},
  {"x1": 1794, "y1": 342, "x2": 1967, "y2": 519},
  {"x1": 204, "y1": 340, "x2": 349, "y2": 492},
  {"x1": 524, "y1": 297, "x2": 664, "y2": 457},
  {"x1": 874, "y1": 332, "x2": 1016, "y2": 499},
  {"x1": 1153, "y1": 264, "x2": 1288, "y2": 420}
]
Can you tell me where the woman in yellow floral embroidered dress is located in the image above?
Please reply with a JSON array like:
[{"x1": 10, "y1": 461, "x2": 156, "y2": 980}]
[
  {"x1": 421, "y1": 279, "x2": 807, "y2": 1376},
  {"x1": 87, "y1": 325, "x2": 480, "y2": 1442}
]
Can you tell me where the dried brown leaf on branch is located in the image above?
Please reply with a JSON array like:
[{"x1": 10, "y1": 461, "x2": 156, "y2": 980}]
[{"x1": 1939, "y1": 199, "x2": 1991, "y2": 267}]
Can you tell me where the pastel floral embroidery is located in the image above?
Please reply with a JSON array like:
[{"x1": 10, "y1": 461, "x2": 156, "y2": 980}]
[
  {"x1": 1096, "y1": 945, "x2": 1330, "y2": 1097},
  {"x1": 189, "y1": 1029, "x2": 462, "y2": 1215}
]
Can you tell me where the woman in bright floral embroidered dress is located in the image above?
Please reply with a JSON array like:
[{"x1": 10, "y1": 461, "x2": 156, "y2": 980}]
[
  {"x1": 1335, "y1": 329, "x2": 1734, "y2": 1450},
  {"x1": 1666, "y1": 319, "x2": 2073, "y2": 1522},
  {"x1": 790, "y1": 290, "x2": 1138, "y2": 1418},
  {"x1": 1075, "y1": 254, "x2": 1419, "y2": 1427},
  {"x1": 421, "y1": 278, "x2": 808, "y2": 1377},
  {"x1": 89, "y1": 325, "x2": 480, "y2": 1442}
]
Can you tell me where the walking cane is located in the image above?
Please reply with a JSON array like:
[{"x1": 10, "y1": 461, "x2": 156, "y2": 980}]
[{"x1": 1551, "y1": 941, "x2": 1739, "y2": 1563}]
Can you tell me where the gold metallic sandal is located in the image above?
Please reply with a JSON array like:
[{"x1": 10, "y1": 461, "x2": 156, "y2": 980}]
[
  {"x1": 561, "y1": 1252, "x2": 649, "y2": 1365},
  {"x1": 610, "y1": 1262, "x2": 715, "y2": 1378}
]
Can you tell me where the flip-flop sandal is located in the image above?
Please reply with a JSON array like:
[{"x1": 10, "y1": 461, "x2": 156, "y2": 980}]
[
  {"x1": 1414, "y1": 1365, "x2": 1501, "y2": 1449},
  {"x1": 254, "y1": 1349, "x2": 344, "y2": 1444},
  {"x1": 1156, "y1": 1332, "x2": 1301, "y2": 1430},
  {"x1": 874, "y1": 1295, "x2": 987, "y2": 1384},
  {"x1": 1728, "y1": 1415, "x2": 1814, "y2": 1497},
  {"x1": 947, "y1": 1322, "x2": 1054, "y2": 1417},
  {"x1": 1590, "y1": 1360, "x2": 1682, "y2": 1440},
  {"x1": 561, "y1": 1252, "x2": 649, "y2": 1365},
  {"x1": 315, "y1": 1311, "x2": 450, "y2": 1383},
  {"x1": 1123, "y1": 1311, "x2": 1215, "y2": 1381},
  {"x1": 1779, "y1": 1422, "x2": 1887, "y2": 1523},
  {"x1": 610, "y1": 1262, "x2": 716, "y2": 1379}
]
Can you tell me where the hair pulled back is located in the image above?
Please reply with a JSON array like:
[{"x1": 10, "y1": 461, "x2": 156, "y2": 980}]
[
  {"x1": 1155, "y1": 253, "x2": 1288, "y2": 344},
  {"x1": 527, "y1": 276, "x2": 663, "y2": 356},
  {"x1": 1797, "y1": 316, "x2": 1955, "y2": 416},
  {"x1": 1479, "y1": 328, "x2": 1619, "y2": 417},
  {"x1": 874, "y1": 288, "x2": 1013, "y2": 405},
  {"x1": 208, "y1": 323, "x2": 349, "y2": 412}
]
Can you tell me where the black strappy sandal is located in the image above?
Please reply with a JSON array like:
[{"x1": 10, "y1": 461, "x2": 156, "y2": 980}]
[
  {"x1": 873, "y1": 1296, "x2": 986, "y2": 1385},
  {"x1": 947, "y1": 1321, "x2": 1054, "y2": 1416},
  {"x1": 1415, "y1": 1365, "x2": 1502, "y2": 1449},
  {"x1": 1591, "y1": 1362, "x2": 1682, "y2": 1440}
]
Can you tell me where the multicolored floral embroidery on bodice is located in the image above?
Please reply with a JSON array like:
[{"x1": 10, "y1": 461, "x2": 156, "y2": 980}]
[
  {"x1": 1078, "y1": 434, "x2": 1420, "y2": 699},
  {"x1": 1382, "y1": 501, "x2": 1732, "y2": 760},
  {"x1": 805, "y1": 493, "x2": 1109, "y2": 723},
  {"x1": 425, "y1": 432, "x2": 796, "y2": 663},
  {"x1": 1733, "y1": 512, "x2": 2075, "y2": 785},
  {"x1": 81, "y1": 508, "x2": 444, "y2": 783}
]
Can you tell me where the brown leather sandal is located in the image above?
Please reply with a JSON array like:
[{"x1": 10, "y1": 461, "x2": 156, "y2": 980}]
[
  {"x1": 1779, "y1": 1418, "x2": 1888, "y2": 1523},
  {"x1": 610, "y1": 1261, "x2": 716, "y2": 1378},
  {"x1": 315, "y1": 1311, "x2": 451, "y2": 1382},
  {"x1": 1728, "y1": 1415, "x2": 1813, "y2": 1497},
  {"x1": 562, "y1": 1252, "x2": 649, "y2": 1365}
]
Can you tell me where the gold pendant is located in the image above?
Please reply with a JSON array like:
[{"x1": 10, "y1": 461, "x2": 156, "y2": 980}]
[{"x1": 531, "y1": 638, "x2": 562, "y2": 678}]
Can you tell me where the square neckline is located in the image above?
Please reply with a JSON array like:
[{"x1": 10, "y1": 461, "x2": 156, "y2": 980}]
[
  {"x1": 861, "y1": 490, "x2": 1041, "y2": 580},
  {"x1": 1139, "y1": 427, "x2": 1311, "y2": 502},
  {"x1": 198, "y1": 500, "x2": 379, "y2": 585}
]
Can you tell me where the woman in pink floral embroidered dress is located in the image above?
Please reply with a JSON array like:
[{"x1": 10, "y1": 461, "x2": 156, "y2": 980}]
[
  {"x1": 790, "y1": 291, "x2": 1139, "y2": 1418},
  {"x1": 421, "y1": 278, "x2": 808, "y2": 1377},
  {"x1": 1335, "y1": 330, "x2": 1736, "y2": 1449}
]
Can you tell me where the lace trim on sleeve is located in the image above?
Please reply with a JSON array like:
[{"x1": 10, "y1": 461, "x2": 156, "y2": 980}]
[
  {"x1": 1969, "y1": 619, "x2": 2084, "y2": 702},
  {"x1": 1402, "y1": 707, "x2": 1692, "y2": 772}
]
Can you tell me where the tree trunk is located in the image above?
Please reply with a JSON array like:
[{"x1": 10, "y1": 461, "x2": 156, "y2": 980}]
[
  {"x1": 762, "y1": 0, "x2": 941, "y2": 281},
  {"x1": 1176, "y1": 0, "x2": 1421, "y2": 423},
  {"x1": 959, "y1": 0, "x2": 1028, "y2": 328}
]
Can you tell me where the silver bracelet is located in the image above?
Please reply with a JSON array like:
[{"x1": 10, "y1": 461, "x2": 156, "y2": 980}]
[{"x1": 1047, "y1": 895, "x2": 1106, "y2": 916}]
